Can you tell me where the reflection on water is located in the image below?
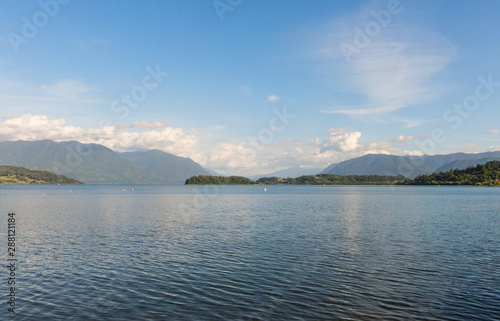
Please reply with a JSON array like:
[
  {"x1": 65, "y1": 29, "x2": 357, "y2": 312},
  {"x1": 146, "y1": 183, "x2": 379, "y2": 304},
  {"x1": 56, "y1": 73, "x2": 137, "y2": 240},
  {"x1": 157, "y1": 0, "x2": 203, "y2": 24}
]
[{"x1": 1, "y1": 185, "x2": 499, "y2": 320}]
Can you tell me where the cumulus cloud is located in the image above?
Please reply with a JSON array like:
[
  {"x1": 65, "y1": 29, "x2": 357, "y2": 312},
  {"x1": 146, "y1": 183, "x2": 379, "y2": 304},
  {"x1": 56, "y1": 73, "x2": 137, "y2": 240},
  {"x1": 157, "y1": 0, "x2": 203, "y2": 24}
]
[
  {"x1": 198, "y1": 127, "x2": 398, "y2": 175},
  {"x1": 0, "y1": 114, "x2": 198, "y2": 156},
  {"x1": 0, "y1": 115, "x2": 415, "y2": 175},
  {"x1": 321, "y1": 128, "x2": 361, "y2": 152},
  {"x1": 196, "y1": 143, "x2": 259, "y2": 175},
  {"x1": 267, "y1": 95, "x2": 280, "y2": 102}
]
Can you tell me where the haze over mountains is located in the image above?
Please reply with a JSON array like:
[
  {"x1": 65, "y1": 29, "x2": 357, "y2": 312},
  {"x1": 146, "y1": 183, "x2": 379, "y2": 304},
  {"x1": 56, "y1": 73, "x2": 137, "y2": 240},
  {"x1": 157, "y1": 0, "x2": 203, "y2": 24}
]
[
  {"x1": 249, "y1": 166, "x2": 325, "y2": 180},
  {"x1": 0, "y1": 140, "x2": 499, "y2": 183}
]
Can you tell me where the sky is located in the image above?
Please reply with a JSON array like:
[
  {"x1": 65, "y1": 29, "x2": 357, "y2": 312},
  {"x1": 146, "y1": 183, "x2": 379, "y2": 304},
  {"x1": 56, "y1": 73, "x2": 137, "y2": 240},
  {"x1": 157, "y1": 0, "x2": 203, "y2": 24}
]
[{"x1": 0, "y1": 0, "x2": 500, "y2": 175}]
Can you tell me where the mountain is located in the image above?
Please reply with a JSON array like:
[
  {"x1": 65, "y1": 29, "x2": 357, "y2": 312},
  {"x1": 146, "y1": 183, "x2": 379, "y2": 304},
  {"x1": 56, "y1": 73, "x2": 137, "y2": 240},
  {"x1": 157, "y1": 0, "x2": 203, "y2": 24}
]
[
  {"x1": 321, "y1": 151, "x2": 500, "y2": 178},
  {"x1": 435, "y1": 157, "x2": 500, "y2": 173},
  {"x1": 321, "y1": 154, "x2": 434, "y2": 178},
  {"x1": 0, "y1": 140, "x2": 209, "y2": 184},
  {"x1": 320, "y1": 163, "x2": 338, "y2": 174},
  {"x1": 0, "y1": 165, "x2": 82, "y2": 184},
  {"x1": 121, "y1": 150, "x2": 209, "y2": 185},
  {"x1": 401, "y1": 161, "x2": 500, "y2": 186},
  {"x1": 249, "y1": 166, "x2": 324, "y2": 180},
  {"x1": 0, "y1": 140, "x2": 147, "y2": 184}
]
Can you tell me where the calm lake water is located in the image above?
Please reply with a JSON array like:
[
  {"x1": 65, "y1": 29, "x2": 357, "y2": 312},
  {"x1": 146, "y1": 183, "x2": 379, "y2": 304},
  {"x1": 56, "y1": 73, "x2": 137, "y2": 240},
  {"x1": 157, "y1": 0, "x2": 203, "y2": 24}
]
[{"x1": 1, "y1": 185, "x2": 499, "y2": 320}]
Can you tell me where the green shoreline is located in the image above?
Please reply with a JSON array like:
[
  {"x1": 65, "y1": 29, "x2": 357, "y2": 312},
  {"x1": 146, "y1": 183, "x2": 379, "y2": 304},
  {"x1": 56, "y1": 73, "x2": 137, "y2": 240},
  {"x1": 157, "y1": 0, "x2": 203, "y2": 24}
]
[
  {"x1": 186, "y1": 161, "x2": 500, "y2": 187},
  {"x1": 0, "y1": 165, "x2": 83, "y2": 185}
]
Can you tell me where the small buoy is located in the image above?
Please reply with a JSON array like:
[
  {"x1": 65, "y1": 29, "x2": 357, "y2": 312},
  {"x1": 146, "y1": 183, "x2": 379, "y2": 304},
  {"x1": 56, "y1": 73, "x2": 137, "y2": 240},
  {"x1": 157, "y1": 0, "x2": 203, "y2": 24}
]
[
  {"x1": 69, "y1": 190, "x2": 72, "y2": 193},
  {"x1": 130, "y1": 187, "x2": 134, "y2": 191},
  {"x1": 263, "y1": 188, "x2": 267, "y2": 191},
  {"x1": 123, "y1": 189, "x2": 126, "y2": 191}
]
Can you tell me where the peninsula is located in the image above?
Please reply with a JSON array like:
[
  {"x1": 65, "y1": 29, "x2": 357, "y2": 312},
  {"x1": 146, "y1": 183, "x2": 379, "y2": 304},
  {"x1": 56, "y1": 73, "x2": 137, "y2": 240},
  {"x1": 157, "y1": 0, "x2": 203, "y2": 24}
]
[{"x1": 0, "y1": 166, "x2": 83, "y2": 185}]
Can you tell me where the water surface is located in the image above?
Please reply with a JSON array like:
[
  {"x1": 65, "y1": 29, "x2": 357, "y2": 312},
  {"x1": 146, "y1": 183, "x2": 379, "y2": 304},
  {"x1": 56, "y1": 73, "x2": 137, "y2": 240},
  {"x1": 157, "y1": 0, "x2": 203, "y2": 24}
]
[{"x1": 1, "y1": 185, "x2": 499, "y2": 320}]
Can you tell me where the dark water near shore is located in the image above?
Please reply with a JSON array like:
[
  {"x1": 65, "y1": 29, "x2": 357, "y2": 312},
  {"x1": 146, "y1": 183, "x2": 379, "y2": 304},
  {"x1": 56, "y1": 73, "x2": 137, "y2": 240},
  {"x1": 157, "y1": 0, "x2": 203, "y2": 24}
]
[{"x1": 1, "y1": 185, "x2": 499, "y2": 320}]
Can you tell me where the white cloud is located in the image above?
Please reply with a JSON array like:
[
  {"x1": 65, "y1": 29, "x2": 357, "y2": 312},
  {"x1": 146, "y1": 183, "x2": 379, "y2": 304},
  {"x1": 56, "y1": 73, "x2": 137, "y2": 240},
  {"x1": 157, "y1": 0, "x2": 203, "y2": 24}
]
[
  {"x1": 267, "y1": 95, "x2": 280, "y2": 102},
  {"x1": 195, "y1": 142, "x2": 259, "y2": 175},
  {"x1": 402, "y1": 150, "x2": 424, "y2": 156},
  {"x1": 487, "y1": 129, "x2": 500, "y2": 134},
  {"x1": 321, "y1": 128, "x2": 361, "y2": 152},
  {"x1": 396, "y1": 135, "x2": 415, "y2": 143},
  {"x1": 0, "y1": 115, "x2": 448, "y2": 176},
  {"x1": 197, "y1": 128, "x2": 398, "y2": 175},
  {"x1": 0, "y1": 114, "x2": 198, "y2": 156}
]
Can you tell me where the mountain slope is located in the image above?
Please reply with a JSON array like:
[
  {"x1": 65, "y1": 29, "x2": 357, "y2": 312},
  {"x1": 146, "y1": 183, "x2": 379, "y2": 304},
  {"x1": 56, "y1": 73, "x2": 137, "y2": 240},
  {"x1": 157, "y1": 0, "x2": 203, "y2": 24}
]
[
  {"x1": 321, "y1": 154, "x2": 434, "y2": 178},
  {"x1": 121, "y1": 150, "x2": 209, "y2": 184},
  {"x1": 0, "y1": 140, "x2": 148, "y2": 184},
  {"x1": 0, "y1": 165, "x2": 83, "y2": 184},
  {"x1": 321, "y1": 152, "x2": 500, "y2": 178},
  {"x1": 249, "y1": 166, "x2": 324, "y2": 180},
  {"x1": 435, "y1": 156, "x2": 500, "y2": 173},
  {"x1": 0, "y1": 140, "x2": 209, "y2": 184}
]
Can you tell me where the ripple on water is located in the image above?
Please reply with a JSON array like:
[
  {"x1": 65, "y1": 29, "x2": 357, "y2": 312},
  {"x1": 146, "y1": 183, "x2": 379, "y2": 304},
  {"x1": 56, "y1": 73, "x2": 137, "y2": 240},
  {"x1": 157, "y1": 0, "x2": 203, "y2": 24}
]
[{"x1": 6, "y1": 186, "x2": 500, "y2": 320}]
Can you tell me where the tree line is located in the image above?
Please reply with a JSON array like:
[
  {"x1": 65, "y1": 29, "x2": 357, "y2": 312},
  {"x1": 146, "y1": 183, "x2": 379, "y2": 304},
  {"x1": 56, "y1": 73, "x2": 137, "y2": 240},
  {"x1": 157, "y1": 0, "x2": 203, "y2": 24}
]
[
  {"x1": 186, "y1": 174, "x2": 405, "y2": 185},
  {"x1": 0, "y1": 165, "x2": 83, "y2": 184},
  {"x1": 400, "y1": 161, "x2": 500, "y2": 186}
]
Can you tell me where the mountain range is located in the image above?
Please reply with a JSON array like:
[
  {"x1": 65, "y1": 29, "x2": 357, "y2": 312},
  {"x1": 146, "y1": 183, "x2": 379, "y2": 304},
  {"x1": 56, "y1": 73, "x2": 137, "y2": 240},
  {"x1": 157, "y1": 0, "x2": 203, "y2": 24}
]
[
  {"x1": 0, "y1": 140, "x2": 209, "y2": 184},
  {"x1": 249, "y1": 166, "x2": 325, "y2": 180},
  {"x1": 321, "y1": 152, "x2": 500, "y2": 178},
  {"x1": 1, "y1": 140, "x2": 499, "y2": 183}
]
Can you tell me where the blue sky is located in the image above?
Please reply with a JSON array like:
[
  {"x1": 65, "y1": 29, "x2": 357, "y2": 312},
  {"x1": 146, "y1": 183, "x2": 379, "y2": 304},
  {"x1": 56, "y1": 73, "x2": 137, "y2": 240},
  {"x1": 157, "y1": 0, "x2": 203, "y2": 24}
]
[{"x1": 1, "y1": 0, "x2": 500, "y2": 175}]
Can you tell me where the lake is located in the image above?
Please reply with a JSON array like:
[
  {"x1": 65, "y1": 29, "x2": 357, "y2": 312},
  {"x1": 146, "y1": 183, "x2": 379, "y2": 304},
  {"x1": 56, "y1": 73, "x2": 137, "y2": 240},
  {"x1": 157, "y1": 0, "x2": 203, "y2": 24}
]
[{"x1": 1, "y1": 185, "x2": 499, "y2": 320}]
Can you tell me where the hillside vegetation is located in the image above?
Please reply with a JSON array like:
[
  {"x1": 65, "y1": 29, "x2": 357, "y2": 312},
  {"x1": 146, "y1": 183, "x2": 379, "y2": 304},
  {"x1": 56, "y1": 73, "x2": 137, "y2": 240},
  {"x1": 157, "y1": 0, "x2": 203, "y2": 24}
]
[
  {"x1": 400, "y1": 161, "x2": 500, "y2": 186},
  {"x1": 185, "y1": 175, "x2": 254, "y2": 185},
  {"x1": 0, "y1": 166, "x2": 83, "y2": 184},
  {"x1": 0, "y1": 140, "x2": 209, "y2": 184},
  {"x1": 186, "y1": 174, "x2": 405, "y2": 185}
]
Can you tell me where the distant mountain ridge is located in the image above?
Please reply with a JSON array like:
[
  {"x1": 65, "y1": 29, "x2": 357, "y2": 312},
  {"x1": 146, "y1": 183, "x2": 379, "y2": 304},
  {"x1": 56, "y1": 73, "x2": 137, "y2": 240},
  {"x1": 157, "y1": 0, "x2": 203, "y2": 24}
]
[
  {"x1": 321, "y1": 151, "x2": 500, "y2": 178},
  {"x1": 121, "y1": 150, "x2": 209, "y2": 185},
  {"x1": 0, "y1": 140, "x2": 209, "y2": 184},
  {"x1": 249, "y1": 166, "x2": 324, "y2": 180}
]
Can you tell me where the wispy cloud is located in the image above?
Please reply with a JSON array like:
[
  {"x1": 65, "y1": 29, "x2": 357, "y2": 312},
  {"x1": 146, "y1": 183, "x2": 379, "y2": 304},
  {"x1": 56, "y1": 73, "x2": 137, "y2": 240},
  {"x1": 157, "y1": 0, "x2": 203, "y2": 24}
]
[
  {"x1": 487, "y1": 129, "x2": 500, "y2": 134},
  {"x1": 392, "y1": 117, "x2": 435, "y2": 128},
  {"x1": 91, "y1": 38, "x2": 109, "y2": 47},
  {"x1": 238, "y1": 85, "x2": 252, "y2": 96},
  {"x1": 312, "y1": 4, "x2": 455, "y2": 117},
  {"x1": 115, "y1": 121, "x2": 170, "y2": 130},
  {"x1": 2, "y1": 78, "x2": 107, "y2": 105}
]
